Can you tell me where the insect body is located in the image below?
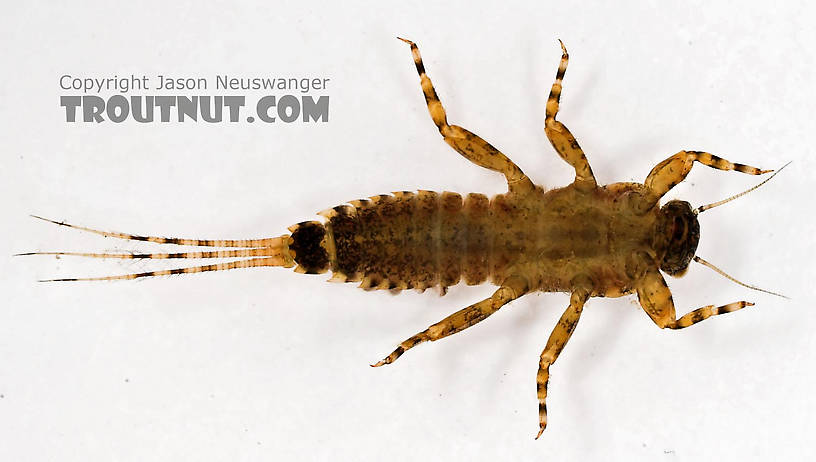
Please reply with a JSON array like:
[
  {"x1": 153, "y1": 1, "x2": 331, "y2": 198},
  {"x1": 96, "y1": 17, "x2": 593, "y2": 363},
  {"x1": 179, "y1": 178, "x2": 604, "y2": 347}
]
[{"x1": 27, "y1": 38, "x2": 783, "y2": 438}]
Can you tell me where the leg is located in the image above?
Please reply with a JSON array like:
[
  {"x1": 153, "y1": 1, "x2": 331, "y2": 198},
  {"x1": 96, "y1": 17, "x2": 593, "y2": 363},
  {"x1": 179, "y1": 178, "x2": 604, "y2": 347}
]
[
  {"x1": 536, "y1": 288, "x2": 589, "y2": 439},
  {"x1": 397, "y1": 38, "x2": 534, "y2": 195},
  {"x1": 544, "y1": 41, "x2": 596, "y2": 192},
  {"x1": 636, "y1": 266, "x2": 754, "y2": 330},
  {"x1": 644, "y1": 150, "x2": 772, "y2": 203},
  {"x1": 371, "y1": 274, "x2": 528, "y2": 366}
]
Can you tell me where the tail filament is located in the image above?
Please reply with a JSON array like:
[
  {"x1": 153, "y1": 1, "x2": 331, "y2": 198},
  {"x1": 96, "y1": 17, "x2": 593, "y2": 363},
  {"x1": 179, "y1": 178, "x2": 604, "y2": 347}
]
[{"x1": 19, "y1": 217, "x2": 294, "y2": 282}]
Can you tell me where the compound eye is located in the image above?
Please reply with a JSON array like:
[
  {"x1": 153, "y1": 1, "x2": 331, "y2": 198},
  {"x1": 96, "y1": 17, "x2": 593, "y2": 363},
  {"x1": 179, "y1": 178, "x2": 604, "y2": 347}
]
[{"x1": 672, "y1": 216, "x2": 686, "y2": 243}]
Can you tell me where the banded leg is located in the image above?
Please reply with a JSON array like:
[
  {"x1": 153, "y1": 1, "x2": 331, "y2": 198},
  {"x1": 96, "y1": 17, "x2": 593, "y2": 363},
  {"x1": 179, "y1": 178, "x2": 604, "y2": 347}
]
[
  {"x1": 643, "y1": 150, "x2": 772, "y2": 206},
  {"x1": 371, "y1": 275, "x2": 528, "y2": 366},
  {"x1": 397, "y1": 37, "x2": 534, "y2": 195},
  {"x1": 636, "y1": 266, "x2": 754, "y2": 330},
  {"x1": 544, "y1": 41, "x2": 596, "y2": 191},
  {"x1": 536, "y1": 288, "x2": 589, "y2": 439}
]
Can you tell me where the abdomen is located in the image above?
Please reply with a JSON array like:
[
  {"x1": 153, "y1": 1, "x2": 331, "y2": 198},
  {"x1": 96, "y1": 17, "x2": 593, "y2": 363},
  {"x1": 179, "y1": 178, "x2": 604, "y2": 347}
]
[{"x1": 289, "y1": 190, "x2": 504, "y2": 292}]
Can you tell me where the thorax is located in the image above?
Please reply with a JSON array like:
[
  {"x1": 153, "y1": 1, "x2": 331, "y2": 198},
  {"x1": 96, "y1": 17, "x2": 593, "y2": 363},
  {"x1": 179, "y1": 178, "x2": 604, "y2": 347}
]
[{"x1": 491, "y1": 183, "x2": 659, "y2": 296}]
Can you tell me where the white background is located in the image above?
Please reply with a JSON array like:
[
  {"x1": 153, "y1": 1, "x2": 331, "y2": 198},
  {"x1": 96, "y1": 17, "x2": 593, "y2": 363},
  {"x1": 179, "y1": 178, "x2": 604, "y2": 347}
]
[{"x1": 2, "y1": 1, "x2": 814, "y2": 460}]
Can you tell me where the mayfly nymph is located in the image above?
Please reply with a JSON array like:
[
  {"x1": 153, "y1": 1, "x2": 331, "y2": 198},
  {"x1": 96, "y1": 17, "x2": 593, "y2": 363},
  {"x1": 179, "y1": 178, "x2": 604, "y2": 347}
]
[{"x1": 24, "y1": 38, "x2": 786, "y2": 438}]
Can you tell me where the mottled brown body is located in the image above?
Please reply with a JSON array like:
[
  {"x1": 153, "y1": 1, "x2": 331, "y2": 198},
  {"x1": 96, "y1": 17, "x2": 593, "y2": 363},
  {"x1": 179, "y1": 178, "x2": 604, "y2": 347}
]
[
  {"x1": 289, "y1": 183, "x2": 660, "y2": 300},
  {"x1": 24, "y1": 39, "x2": 779, "y2": 438}
]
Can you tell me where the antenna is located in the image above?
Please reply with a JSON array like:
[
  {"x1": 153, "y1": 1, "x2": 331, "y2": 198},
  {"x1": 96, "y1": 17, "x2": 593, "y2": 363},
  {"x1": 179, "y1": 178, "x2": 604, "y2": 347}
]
[
  {"x1": 695, "y1": 162, "x2": 790, "y2": 214},
  {"x1": 693, "y1": 255, "x2": 788, "y2": 299}
]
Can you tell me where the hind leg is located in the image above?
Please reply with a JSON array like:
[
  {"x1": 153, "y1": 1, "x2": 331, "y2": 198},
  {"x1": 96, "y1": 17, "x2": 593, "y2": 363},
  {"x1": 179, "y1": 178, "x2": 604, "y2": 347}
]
[
  {"x1": 544, "y1": 41, "x2": 596, "y2": 192},
  {"x1": 371, "y1": 275, "x2": 528, "y2": 366},
  {"x1": 398, "y1": 38, "x2": 534, "y2": 195}
]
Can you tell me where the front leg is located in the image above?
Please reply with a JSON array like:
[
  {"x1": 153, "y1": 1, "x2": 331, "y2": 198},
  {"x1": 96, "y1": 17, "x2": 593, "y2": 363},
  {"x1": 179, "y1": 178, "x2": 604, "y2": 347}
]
[
  {"x1": 642, "y1": 150, "x2": 771, "y2": 209},
  {"x1": 636, "y1": 265, "x2": 754, "y2": 330}
]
